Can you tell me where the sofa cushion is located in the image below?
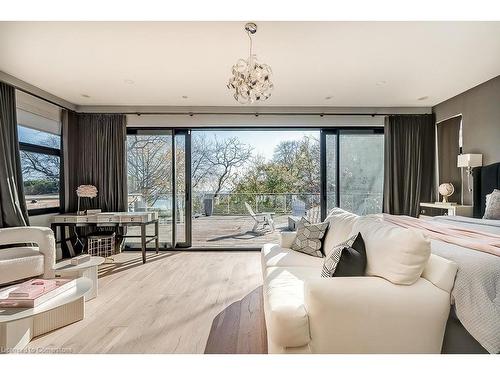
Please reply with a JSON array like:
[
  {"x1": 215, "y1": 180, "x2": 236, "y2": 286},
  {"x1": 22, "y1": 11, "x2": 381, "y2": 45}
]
[
  {"x1": 0, "y1": 247, "x2": 44, "y2": 285},
  {"x1": 263, "y1": 266, "x2": 319, "y2": 348},
  {"x1": 323, "y1": 208, "x2": 360, "y2": 257},
  {"x1": 262, "y1": 243, "x2": 324, "y2": 269},
  {"x1": 351, "y1": 217, "x2": 430, "y2": 285},
  {"x1": 290, "y1": 218, "x2": 329, "y2": 257}
]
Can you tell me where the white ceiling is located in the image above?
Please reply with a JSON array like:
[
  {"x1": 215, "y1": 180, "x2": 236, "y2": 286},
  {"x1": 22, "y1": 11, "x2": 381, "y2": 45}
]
[{"x1": 1, "y1": 21, "x2": 500, "y2": 107}]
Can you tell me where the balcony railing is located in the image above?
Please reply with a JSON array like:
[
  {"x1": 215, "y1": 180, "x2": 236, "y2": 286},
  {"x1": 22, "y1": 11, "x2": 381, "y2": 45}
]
[{"x1": 128, "y1": 190, "x2": 383, "y2": 217}]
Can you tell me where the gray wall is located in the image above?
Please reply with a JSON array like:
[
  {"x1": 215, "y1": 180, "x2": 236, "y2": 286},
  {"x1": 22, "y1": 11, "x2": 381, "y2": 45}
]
[
  {"x1": 433, "y1": 75, "x2": 500, "y2": 165},
  {"x1": 433, "y1": 75, "x2": 500, "y2": 205}
]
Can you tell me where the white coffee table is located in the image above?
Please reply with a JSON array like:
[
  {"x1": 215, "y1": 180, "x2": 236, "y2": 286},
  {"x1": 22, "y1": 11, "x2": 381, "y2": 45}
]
[
  {"x1": 54, "y1": 256, "x2": 105, "y2": 301},
  {"x1": 0, "y1": 277, "x2": 92, "y2": 351}
]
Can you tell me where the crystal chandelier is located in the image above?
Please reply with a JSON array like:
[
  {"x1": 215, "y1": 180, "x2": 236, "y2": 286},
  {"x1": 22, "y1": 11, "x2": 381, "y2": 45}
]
[{"x1": 227, "y1": 22, "x2": 274, "y2": 104}]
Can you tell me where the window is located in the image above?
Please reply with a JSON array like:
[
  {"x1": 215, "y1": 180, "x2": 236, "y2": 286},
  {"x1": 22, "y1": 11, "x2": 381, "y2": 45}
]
[{"x1": 18, "y1": 120, "x2": 62, "y2": 215}]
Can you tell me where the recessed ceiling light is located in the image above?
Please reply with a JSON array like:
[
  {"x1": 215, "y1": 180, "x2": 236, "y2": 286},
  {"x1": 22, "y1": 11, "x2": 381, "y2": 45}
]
[
  {"x1": 325, "y1": 96, "x2": 333, "y2": 100},
  {"x1": 376, "y1": 80, "x2": 387, "y2": 86},
  {"x1": 124, "y1": 79, "x2": 135, "y2": 85},
  {"x1": 417, "y1": 96, "x2": 429, "y2": 101},
  {"x1": 182, "y1": 95, "x2": 189, "y2": 99},
  {"x1": 81, "y1": 94, "x2": 90, "y2": 98}
]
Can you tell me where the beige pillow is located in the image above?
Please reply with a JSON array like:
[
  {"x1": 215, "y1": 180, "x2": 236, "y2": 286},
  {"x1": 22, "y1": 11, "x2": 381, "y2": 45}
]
[
  {"x1": 351, "y1": 216, "x2": 430, "y2": 285},
  {"x1": 322, "y1": 208, "x2": 360, "y2": 256},
  {"x1": 484, "y1": 189, "x2": 500, "y2": 220}
]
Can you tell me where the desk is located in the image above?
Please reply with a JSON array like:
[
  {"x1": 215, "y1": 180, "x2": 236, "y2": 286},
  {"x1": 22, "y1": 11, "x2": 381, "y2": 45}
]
[{"x1": 51, "y1": 212, "x2": 159, "y2": 264}]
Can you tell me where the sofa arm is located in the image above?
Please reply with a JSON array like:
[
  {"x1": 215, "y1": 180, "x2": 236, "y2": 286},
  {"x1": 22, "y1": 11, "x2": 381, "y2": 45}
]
[
  {"x1": 280, "y1": 231, "x2": 297, "y2": 248},
  {"x1": 0, "y1": 226, "x2": 56, "y2": 278},
  {"x1": 304, "y1": 276, "x2": 451, "y2": 353}
]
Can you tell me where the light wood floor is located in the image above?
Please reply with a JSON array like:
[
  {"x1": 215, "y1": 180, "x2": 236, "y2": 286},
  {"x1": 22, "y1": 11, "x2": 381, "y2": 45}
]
[{"x1": 27, "y1": 251, "x2": 267, "y2": 354}]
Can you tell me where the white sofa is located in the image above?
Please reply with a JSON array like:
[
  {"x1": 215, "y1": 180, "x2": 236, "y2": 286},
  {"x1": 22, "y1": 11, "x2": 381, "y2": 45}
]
[
  {"x1": 261, "y1": 209, "x2": 458, "y2": 354},
  {"x1": 0, "y1": 226, "x2": 56, "y2": 285}
]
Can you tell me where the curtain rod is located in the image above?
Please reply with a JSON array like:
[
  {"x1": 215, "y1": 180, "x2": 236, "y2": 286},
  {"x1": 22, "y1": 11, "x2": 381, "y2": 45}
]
[{"x1": 97, "y1": 111, "x2": 430, "y2": 117}]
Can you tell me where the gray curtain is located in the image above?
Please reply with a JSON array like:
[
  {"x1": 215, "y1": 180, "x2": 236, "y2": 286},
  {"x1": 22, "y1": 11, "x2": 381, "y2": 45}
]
[
  {"x1": 437, "y1": 116, "x2": 462, "y2": 203},
  {"x1": 0, "y1": 82, "x2": 29, "y2": 227},
  {"x1": 383, "y1": 114, "x2": 436, "y2": 217},
  {"x1": 64, "y1": 112, "x2": 127, "y2": 213}
]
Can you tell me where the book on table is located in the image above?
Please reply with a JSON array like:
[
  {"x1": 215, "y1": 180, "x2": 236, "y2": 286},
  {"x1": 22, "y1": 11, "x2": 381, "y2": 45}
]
[{"x1": 0, "y1": 278, "x2": 77, "y2": 308}]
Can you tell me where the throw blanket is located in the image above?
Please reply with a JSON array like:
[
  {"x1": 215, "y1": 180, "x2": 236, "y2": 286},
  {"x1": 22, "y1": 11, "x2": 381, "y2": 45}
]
[
  {"x1": 382, "y1": 214, "x2": 500, "y2": 257},
  {"x1": 382, "y1": 214, "x2": 500, "y2": 353}
]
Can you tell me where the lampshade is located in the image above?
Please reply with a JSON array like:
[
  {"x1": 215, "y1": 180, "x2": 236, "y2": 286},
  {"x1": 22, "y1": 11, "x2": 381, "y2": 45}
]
[{"x1": 457, "y1": 153, "x2": 482, "y2": 168}]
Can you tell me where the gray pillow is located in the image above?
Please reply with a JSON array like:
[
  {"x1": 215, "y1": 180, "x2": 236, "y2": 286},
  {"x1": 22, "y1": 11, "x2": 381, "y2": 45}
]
[
  {"x1": 290, "y1": 217, "x2": 329, "y2": 258},
  {"x1": 483, "y1": 189, "x2": 500, "y2": 220}
]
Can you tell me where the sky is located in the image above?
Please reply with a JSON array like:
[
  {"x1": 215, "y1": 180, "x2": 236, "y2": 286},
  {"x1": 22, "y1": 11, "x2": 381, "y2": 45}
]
[{"x1": 192, "y1": 130, "x2": 319, "y2": 160}]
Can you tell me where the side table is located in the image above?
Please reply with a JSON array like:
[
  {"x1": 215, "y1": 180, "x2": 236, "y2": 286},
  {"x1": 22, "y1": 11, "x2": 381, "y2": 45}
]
[{"x1": 54, "y1": 257, "x2": 105, "y2": 301}]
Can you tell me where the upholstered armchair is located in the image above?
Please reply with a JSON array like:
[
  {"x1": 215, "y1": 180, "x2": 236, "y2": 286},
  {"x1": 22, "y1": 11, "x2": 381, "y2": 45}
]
[{"x1": 0, "y1": 227, "x2": 56, "y2": 285}]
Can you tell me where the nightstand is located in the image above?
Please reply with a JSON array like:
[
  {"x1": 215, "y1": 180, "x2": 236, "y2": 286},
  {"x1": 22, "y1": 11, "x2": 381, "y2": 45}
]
[{"x1": 419, "y1": 203, "x2": 473, "y2": 218}]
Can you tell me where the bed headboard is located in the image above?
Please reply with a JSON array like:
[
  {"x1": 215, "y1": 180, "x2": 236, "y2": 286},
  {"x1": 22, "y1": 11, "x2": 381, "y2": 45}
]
[{"x1": 473, "y1": 162, "x2": 500, "y2": 218}]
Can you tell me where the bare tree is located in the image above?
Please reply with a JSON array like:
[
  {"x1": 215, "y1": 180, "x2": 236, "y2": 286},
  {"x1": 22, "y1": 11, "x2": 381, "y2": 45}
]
[
  {"x1": 21, "y1": 151, "x2": 59, "y2": 181},
  {"x1": 127, "y1": 135, "x2": 172, "y2": 206},
  {"x1": 191, "y1": 134, "x2": 213, "y2": 189},
  {"x1": 205, "y1": 136, "x2": 253, "y2": 197}
]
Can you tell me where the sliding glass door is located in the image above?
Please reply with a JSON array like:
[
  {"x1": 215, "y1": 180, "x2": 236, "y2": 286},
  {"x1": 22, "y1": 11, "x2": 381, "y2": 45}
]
[
  {"x1": 339, "y1": 130, "x2": 384, "y2": 214},
  {"x1": 126, "y1": 128, "x2": 191, "y2": 249},
  {"x1": 322, "y1": 128, "x2": 384, "y2": 216},
  {"x1": 126, "y1": 126, "x2": 383, "y2": 250}
]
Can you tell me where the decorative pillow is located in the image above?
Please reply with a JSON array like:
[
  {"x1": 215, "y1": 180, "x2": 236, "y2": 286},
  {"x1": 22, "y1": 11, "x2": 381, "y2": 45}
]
[
  {"x1": 290, "y1": 217, "x2": 330, "y2": 258},
  {"x1": 484, "y1": 189, "x2": 500, "y2": 220},
  {"x1": 351, "y1": 217, "x2": 430, "y2": 285},
  {"x1": 322, "y1": 208, "x2": 360, "y2": 257},
  {"x1": 321, "y1": 233, "x2": 366, "y2": 277},
  {"x1": 334, "y1": 233, "x2": 367, "y2": 277}
]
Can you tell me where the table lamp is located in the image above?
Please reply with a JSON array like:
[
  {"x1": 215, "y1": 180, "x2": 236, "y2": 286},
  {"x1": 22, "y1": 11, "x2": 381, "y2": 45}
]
[{"x1": 457, "y1": 154, "x2": 482, "y2": 203}]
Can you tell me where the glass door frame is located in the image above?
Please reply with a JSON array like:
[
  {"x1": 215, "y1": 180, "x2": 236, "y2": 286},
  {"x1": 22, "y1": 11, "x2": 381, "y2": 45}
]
[
  {"x1": 320, "y1": 129, "x2": 338, "y2": 221},
  {"x1": 172, "y1": 128, "x2": 192, "y2": 248}
]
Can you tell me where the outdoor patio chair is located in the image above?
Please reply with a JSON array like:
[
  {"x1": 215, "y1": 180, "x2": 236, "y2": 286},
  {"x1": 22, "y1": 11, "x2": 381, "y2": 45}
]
[
  {"x1": 306, "y1": 205, "x2": 321, "y2": 223},
  {"x1": 244, "y1": 202, "x2": 275, "y2": 232},
  {"x1": 287, "y1": 199, "x2": 307, "y2": 230}
]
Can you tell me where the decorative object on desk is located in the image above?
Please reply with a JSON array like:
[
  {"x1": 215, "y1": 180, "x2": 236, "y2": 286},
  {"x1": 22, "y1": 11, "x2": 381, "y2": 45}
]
[
  {"x1": 85, "y1": 209, "x2": 102, "y2": 215},
  {"x1": 76, "y1": 185, "x2": 98, "y2": 215},
  {"x1": 70, "y1": 254, "x2": 91, "y2": 265},
  {"x1": 438, "y1": 183, "x2": 455, "y2": 203},
  {"x1": 457, "y1": 154, "x2": 483, "y2": 203},
  {"x1": 227, "y1": 22, "x2": 273, "y2": 104}
]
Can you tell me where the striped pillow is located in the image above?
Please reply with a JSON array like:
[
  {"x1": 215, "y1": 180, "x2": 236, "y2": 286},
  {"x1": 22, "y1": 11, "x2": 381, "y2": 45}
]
[{"x1": 321, "y1": 234, "x2": 358, "y2": 277}]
